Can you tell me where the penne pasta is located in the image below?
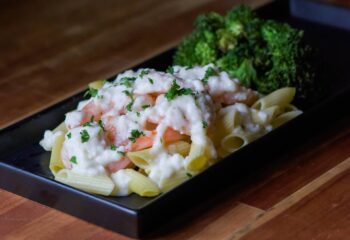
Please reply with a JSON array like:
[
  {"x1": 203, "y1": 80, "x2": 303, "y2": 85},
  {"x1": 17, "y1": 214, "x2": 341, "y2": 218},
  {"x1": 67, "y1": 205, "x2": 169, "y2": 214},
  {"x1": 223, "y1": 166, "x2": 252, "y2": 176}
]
[
  {"x1": 49, "y1": 134, "x2": 65, "y2": 174},
  {"x1": 167, "y1": 141, "x2": 191, "y2": 157},
  {"x1": 271, "y1": 110, "x2": 302, "y2": 128},
  {"x1": 185, "y1": 143, "x2": 210, "y2": 172},
  {"x1": 53, "y1": 122, "x2": 68, "y2": 134},
  {"x1": 221, "y1": 131, "x2": 259, "y2": 153},
  {"x1": 127, "y1": 148, "x2": 155, "y2": 169},
  {"x1": 252, "y1": 87, "x2": 296, "y2": 110},
  {"x1": 251, "y1": 105, "x2": 282, "y2": 125},
  {"x1": 124, "y1": 169, "x2": 160, "y2": 197},
  {"x1": 160, "y1": 172, "x2": 189, "y2": 192},
  {"x1": 55, "y1": 169, "x2": 117, "y2": 196}
]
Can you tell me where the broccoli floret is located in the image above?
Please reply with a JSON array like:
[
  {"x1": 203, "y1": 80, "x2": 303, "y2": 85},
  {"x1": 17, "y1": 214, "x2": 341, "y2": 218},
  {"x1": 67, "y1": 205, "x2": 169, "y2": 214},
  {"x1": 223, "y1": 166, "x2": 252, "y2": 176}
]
[
  {"x1": 174, "y1": 13, "x2": 224, "y2": 66},
  {"x1": 174, "y1": 5, "x2": 323, "y2": 106}
]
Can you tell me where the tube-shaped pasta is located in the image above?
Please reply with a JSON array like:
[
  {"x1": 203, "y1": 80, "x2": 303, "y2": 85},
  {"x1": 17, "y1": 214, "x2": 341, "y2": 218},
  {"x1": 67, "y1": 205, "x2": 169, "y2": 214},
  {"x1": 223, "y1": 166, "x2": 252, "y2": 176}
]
[
  {"x1": 209, "y1": 109, "x2": 239, "y2": 146},
  {"x1": 271, "y1": 110, "x2": 302, "y2": 128},
  {"x1": 88, "y1": 80, "x2": 105, "y2": 90},
  {"x1": 167, "y1": 141, "x2": 191, "y2": 157},
  {"x1": 220, "y1": 109, "x2": 239, "y2": 135},
  {"x1": 251, "y1": 106, "x2": 282, "y2": 125},
  {"x1": 252, "y1": 87, "x2": 296, "y2": 110},
  {"x1": 49, "y1": 134, "x2": 65, "y2": 174},
  {"x1": 284, "y1": 104, "x2": 299, "y2": 112},
  {"x1": 186, "y1": 144, "x2": 210, "y2": 172},
  {"x1": 160, "y1": 172, "x2": 189, "y2": 192},
  {"x1": 124, "y1": 169, "x2": 160, "y2": 197},
  {"x1": 55, "y1": 169, "x2": 117, "y2": 196},
  {"x1": 221, "y1": 132, "x2": 258, "y2": 153},
  {"x1": 53, "y1": 122, "x2": 68, "y2": 134},
  {"x1": 127, "y1": 148, "x2": 154, "y2": 169}
]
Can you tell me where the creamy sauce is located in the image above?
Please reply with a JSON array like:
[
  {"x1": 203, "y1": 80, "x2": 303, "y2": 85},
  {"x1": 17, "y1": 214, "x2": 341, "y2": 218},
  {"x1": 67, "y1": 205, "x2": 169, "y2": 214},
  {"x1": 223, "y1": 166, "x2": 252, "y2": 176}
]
[{"x1": 40, "y1": 130, "x2": 63, "y2": 151}]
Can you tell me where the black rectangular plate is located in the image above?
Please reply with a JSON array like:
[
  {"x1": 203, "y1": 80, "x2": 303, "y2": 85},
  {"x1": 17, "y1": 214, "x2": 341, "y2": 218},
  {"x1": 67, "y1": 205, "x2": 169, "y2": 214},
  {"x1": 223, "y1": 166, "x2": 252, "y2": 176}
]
[{"x1": 1, "y1": 1, "x2": 350, "y2": 238}]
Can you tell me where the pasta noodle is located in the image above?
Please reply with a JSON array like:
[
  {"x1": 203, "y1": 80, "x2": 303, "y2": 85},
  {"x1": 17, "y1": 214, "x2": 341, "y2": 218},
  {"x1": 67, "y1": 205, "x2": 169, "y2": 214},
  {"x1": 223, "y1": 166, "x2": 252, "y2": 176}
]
[
  {"x1": 127, "y1": 149, "x2": 154, "y2": 169},
  {"x1": 49, "y1": 134, "x2": 65, "y2": 174},
  {"x1": 55, "y1": 169, "x2": 117, "y2": 196},
  {"x1": 167, "y1": 141, "x2": 191, "y2": 157},
  {"x1": 185, "y1": 143, "x2": 210, "y2": 172},
  {"x1": 124, "y1": 169, "x2": 160, "y2": 197},
  {"x1": 271, "y1": 110, "x2": 302, "y2": 128},
  {"x1": 252, "y1": 87, "x2": 296, "y2": 110}
]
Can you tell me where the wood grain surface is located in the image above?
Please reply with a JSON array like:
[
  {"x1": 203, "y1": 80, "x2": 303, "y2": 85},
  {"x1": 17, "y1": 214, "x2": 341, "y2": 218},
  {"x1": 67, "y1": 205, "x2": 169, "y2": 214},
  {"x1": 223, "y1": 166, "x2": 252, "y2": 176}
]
[{"x1": 1, "y1": 0, "x2": 350, "y2": 239}]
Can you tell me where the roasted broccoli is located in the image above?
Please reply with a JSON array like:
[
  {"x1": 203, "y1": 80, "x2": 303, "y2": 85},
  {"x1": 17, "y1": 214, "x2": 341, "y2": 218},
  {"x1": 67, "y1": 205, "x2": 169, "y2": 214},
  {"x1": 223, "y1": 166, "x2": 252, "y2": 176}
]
[{"x1": 174, "y1": 5, "x2": 323, "y2": 106}]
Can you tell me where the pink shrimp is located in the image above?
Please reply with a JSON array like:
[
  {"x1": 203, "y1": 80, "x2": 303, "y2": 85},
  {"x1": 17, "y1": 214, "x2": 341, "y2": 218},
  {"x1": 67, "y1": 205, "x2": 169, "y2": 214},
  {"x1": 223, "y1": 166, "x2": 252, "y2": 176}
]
[
  {"x1": 105, "y1": 157, "x2": 133, "y2": 174},
  {"x1": 214, "y1": 86, "x2": 258, "y2": 106}
]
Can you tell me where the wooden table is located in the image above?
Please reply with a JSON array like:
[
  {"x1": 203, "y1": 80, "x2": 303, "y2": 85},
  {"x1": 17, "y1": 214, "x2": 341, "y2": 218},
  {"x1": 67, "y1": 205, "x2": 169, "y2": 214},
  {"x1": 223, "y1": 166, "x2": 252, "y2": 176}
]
[{"x1": 1, "y1": 0, "x2": 350, "y2": 239}]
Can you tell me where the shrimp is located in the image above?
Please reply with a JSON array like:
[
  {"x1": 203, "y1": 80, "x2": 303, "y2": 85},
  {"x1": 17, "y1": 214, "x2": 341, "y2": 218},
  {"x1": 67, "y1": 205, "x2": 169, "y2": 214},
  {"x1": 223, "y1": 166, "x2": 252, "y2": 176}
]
[
  {"x1": 213, "y1": 86, "x2": 258, "y2": 106},
  {"x1": 131, "y1": 127, "x2": 190, "y2": 151},
  {"x1": 105, "y1": 157, "x2": 133, "y2": 174}
]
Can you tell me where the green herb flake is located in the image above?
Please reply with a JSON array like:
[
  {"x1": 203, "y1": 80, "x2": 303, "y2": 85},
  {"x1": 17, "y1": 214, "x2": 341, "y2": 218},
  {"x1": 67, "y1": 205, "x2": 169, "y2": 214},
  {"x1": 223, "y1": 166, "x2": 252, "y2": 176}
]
[
  {"x1": 126, "y1": 99, "x2": 134, "y2": 111},
  {"x1": 139, "y1": 69, "x2": 149, "y2": 78},
  {"x1": 148, "y1": 78, "x2": 154, "y2": 84},
  {"x1": 84, "y1": 87, "x2": 98, "y2": 98},
  {"x1": 128, "y1": 129, "x2": 145, "y2": 143},
  {"x1": 97, "y1": 120, "x2": 105, "y2": 132},
  {"x1": 122, "y1": 90, "x2": 133, "y2": 97},
  {"x1": 110, "y1": 144, "x2": 117, "y2": 151},
  {"x1": 83, "y1": 115, "x2": 95, "y2": 127},
  {"x1": 165, "y1": 80, "x2": 194, "y2": 101},
  {"x1": 70, "y1": 156, "x2": 77, "y2": 164},
  {"x1": 166, "y1": 66, "x2": 175, "y2": 74},
  {"x1": 186, "y1": 173, "x2": 193, "y2": 178},
  {"x1": 202, "y1": 121, "x2": 208, "y2": 129},
  {"x1": 119, "y1": 77, "x2": 136, "y2": 88},
  {"x1": 67, "y1": 132, "x2": 72, "y2": 139},
  {"x1": 117, "y1": 151, "x2": 126, "y2": 156},
  {"x1": 142, "y1": 104, "x2": 151, "y2": 109},
  {"x1": 202, "y1": 67, "x2": 217, "y2": 84},
  {"x1": 80, "y1": 129, "x2": 90, "y2": 143}
]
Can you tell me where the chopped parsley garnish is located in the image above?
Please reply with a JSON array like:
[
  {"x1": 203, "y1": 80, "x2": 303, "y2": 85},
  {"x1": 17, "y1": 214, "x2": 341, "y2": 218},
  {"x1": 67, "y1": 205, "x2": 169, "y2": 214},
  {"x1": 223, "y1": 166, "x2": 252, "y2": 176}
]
[
  {"x1": 202, "y1": 67, "x2": 217, "y2": 84},
  {"x1": 122, "y1": 90, "x2": 133, "y2": 97},
  {"x1": 139, "y1": 69, "x2": 149, "y2": 78},
  {"x1": 166, "y1": 66, "x2": 175, "y2": 74},
  {"x1": 70, "y1": 156, "x2": 77, "y2": 164},
  {"x1": 202, "y1": 121, "x2": 208, "y2": 129},
  {"x1": 126, "y1": 99, "x2": 134, "y2": 111},
  {"x1": 83, "y1": 116, "x2": 95, "y2": 127},
  {"x1": 148, "y1": 78, "x2": 154, "y2": 84},
  {"x1": 119, "y1": 77, "x2": 136, "y2": 88},
  {"x1": 142, "y1": 104, "x2": 150, "y2": 109},
  {"x1": 165, "y1": 80, "x2": 194, "y2": 101},
  {"x1": 67, "y1": 132, "x2": 72, "y2": 139},
  {"x1": 128, "y1": 129, "x2": 145, "y2": 143},
  {"x1": 110, "y1": 144, "x2": 117, "y2": 150},
  {"x1": 80, "y1": 129, "x2": 90, "y2": 143},
  {"x1": 117, "y1": 151, "x2": 126, "y2": 156},
  {"x1": 136, "y1": 112, "x2": 141, "y2": 117},
  {"x1": 186, "y1": 173, "x2": 193, "y2": 178},
  {"x1": 123, "y1": 90, "x2": 134, "y2": 111},
  {"x1": 98, "y1": 120, "x2": 105, "y2": 132},
  {"x1": 84, "y1": 87, "x2": 98, "y2": 98}
]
